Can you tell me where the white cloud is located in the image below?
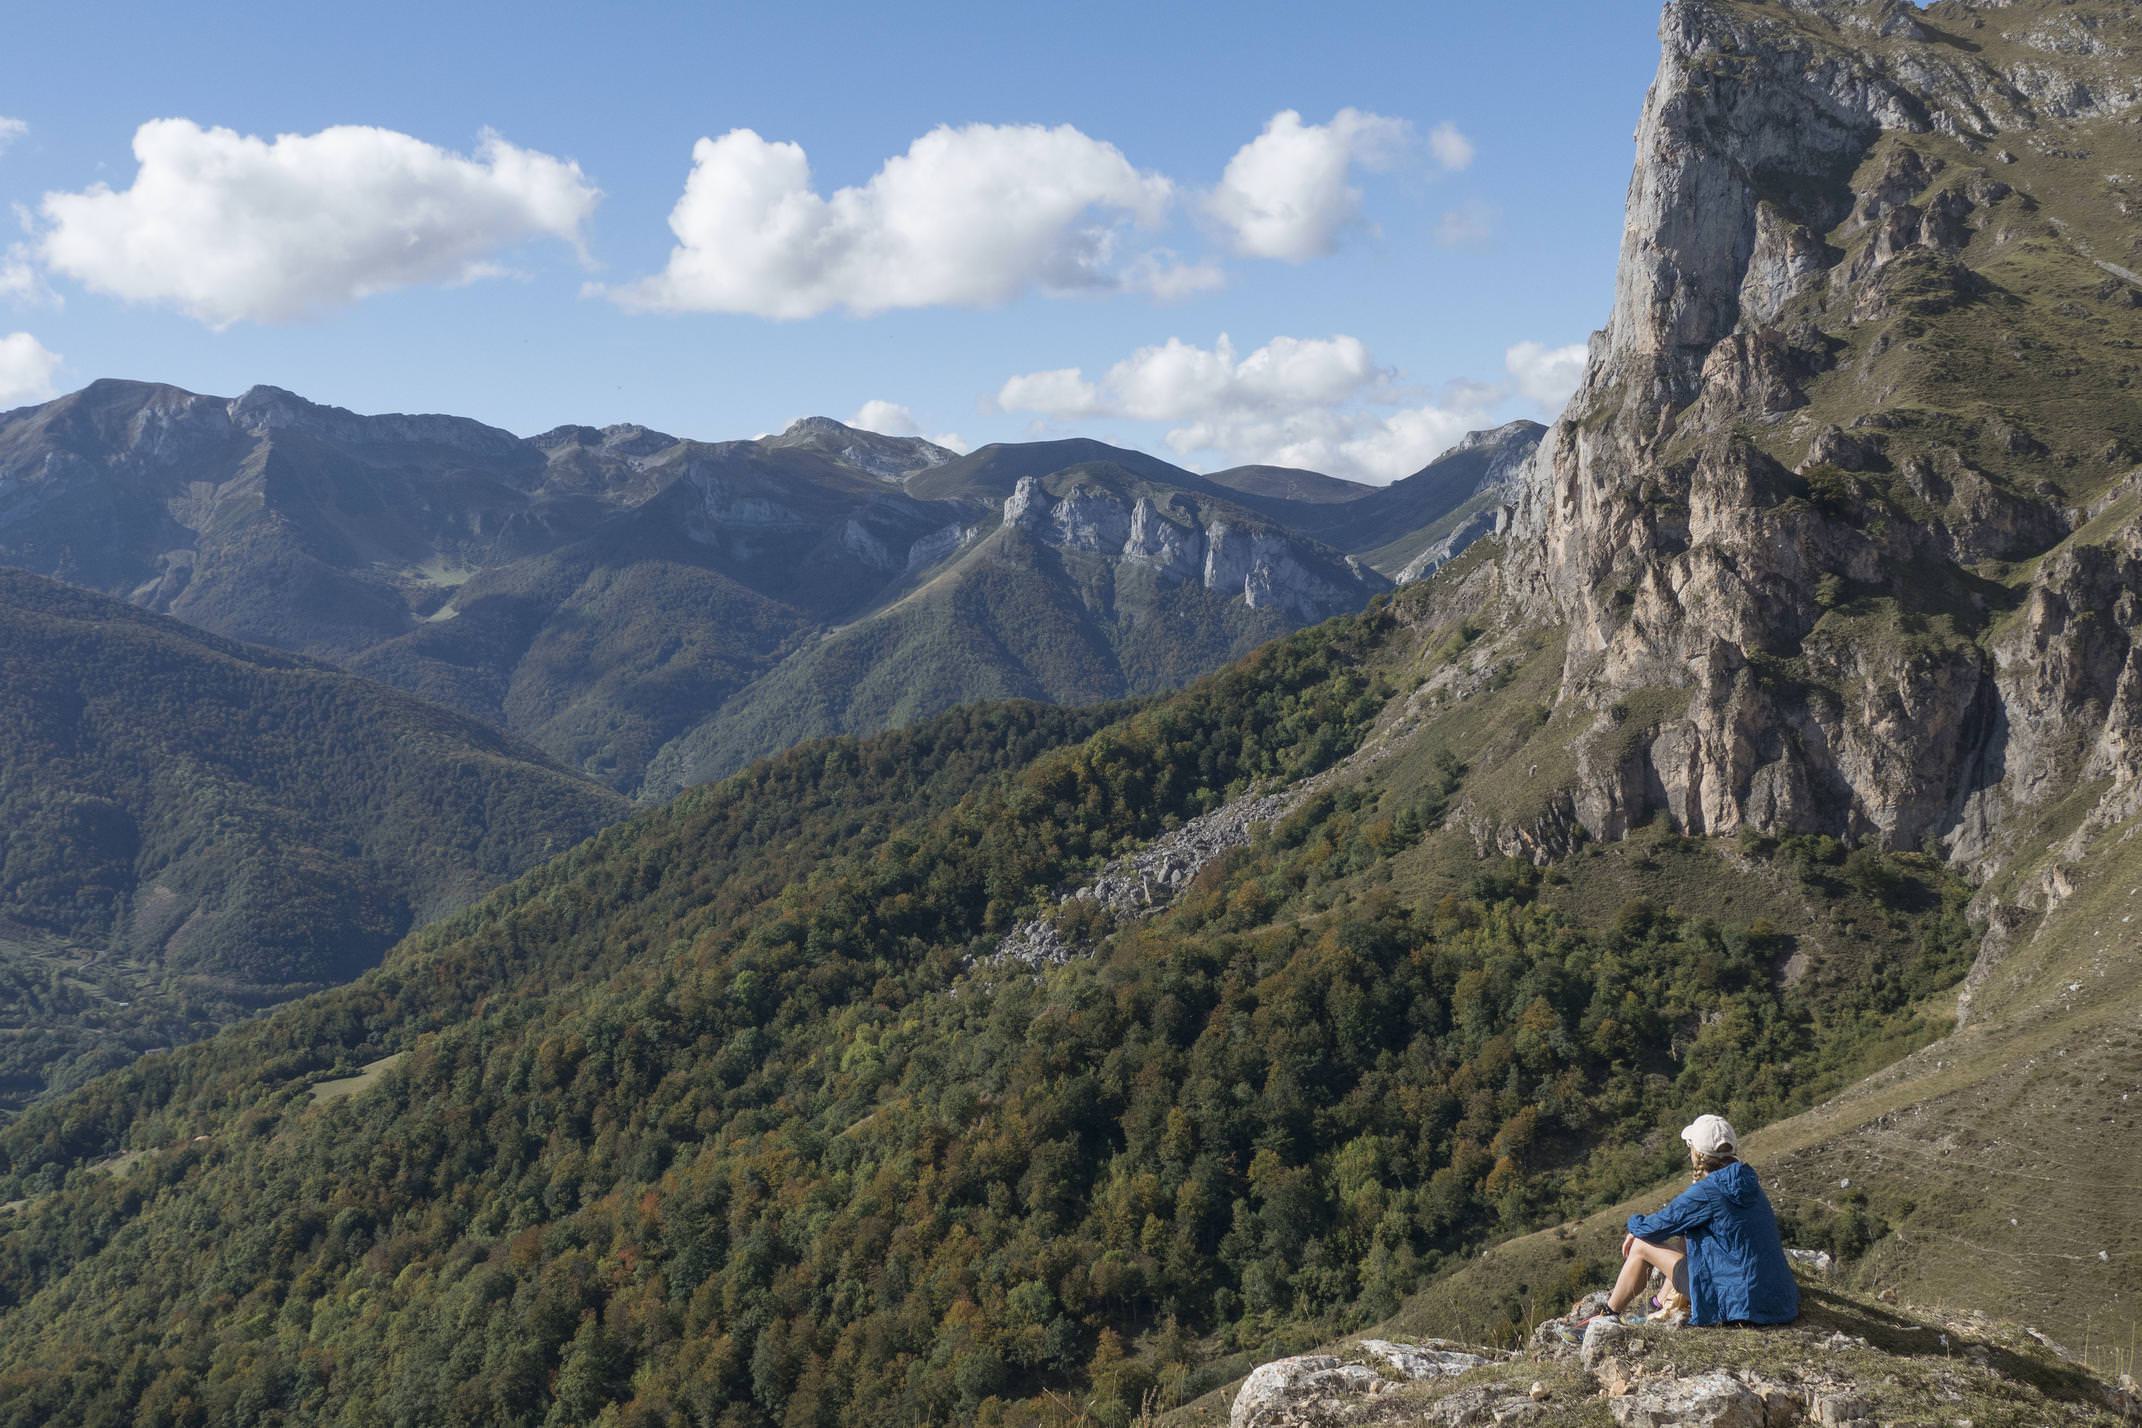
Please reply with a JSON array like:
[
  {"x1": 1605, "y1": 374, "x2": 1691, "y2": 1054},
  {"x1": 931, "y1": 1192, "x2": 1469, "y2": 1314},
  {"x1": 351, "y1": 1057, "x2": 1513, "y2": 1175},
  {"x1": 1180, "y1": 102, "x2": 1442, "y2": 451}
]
[
  {"x1": 1426, "y1": 121, "x2": 1475, "y2": 172},
  {"x1": 1205, "y1": 108, "x2": 1410, "y2": 262},
  {"x1": 35, "y1": 119, "x2": 599, "y2": 327},
  {"x1": 999, "y1": 331, "x2": 1583, "y2": 483},
  {"x1": 1, "y1": 244, "x2": 58, "y2": 307},
  {"x1": 0, "y1": 331, "x2": 61, "y2": 407},
  {"x1": 996, "y1": 368, "x2": 1100, "y2": 417},
  {"x1": 852, "y1": 399, "x2": 922, "y2": 435},
  {"x1": 995, "y1": 332, "x2": 1505, "y2": 483},
  {"x1": 1505, "y1": 340, "x2": 1588, "y2": 414},
  {"x1": 607, "y1": 123, "x2": 1174, "y2": 318},
  {"x1": 1121, "y1": 251, "x2": 1226, "y2": 302},
  {"x1": 998, "y1": 334, "x2": 1382, "y2": 418},
  {"x1": 0, "y1": 117, "x2": 25, "y2": 157},
  {"x1": 849, "y1": 398, "x2": 969, "y2": 453},
  {"x1": 1435, "y1": 199, "x2": 1498, "y2": 249}
]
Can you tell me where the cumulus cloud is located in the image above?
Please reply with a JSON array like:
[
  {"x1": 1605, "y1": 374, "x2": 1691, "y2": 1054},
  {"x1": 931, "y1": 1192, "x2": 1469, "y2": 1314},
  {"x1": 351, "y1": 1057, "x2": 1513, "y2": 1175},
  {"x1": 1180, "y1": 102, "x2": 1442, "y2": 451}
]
[
  {"x1": 607, "y1": 123, "x2": 1174, "y2": 319},
  {"x1": 0, "y1": 331, "x2": 61, "y2": 407},
  {"x1": 1205, "y1": 108, "x2": 1413, "y2": 262},
  {"x1": 995, "y1": 368, "x2": 1099, "y2": 417},
  {"x1": 849, "y1": 399, "x2": 968, "y2": 453},
  {"x1": 0, "y1": 244, "x2": 57, "y2": 307},
  {"x1": 1426, "y1": 121, "x2": 1475, "y2": 172},
  {"x1": 999, "y1": 331, "x2": 1585, "y2": 483},
  {"x1": 1121, "y1": 251, "x2": 1226, "y2": 302},
  {"x1": 1505, "y1": 339, "x2": 1588, "y2": 413},
  {"x1": 0, "y1": 117, "x2": 25, "y2": 157},
  {"x1": 35, "y1": 119, "x2": 599, "y2": 327},
  {"x1": 852, "y1": 399, "x2": 921, "y2": 435},
  {"x1": 995, "y1": 332, "x2": 1506, "y2": 483}
]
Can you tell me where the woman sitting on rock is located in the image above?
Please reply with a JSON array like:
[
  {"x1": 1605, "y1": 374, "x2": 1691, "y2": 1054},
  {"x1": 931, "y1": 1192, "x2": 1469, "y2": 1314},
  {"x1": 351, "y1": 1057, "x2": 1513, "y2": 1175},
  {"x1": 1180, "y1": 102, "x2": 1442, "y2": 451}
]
[{"x1": 1578, "y1": 1115, "x2": 1800, "y2": 1328}]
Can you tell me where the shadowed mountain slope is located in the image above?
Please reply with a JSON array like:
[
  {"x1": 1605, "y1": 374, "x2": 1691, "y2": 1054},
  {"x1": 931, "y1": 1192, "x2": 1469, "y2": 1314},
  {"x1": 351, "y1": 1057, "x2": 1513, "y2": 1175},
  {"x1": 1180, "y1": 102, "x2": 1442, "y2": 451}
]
[{"x1": 0, "y1": 567, "x2": 624, "y2": 1109}]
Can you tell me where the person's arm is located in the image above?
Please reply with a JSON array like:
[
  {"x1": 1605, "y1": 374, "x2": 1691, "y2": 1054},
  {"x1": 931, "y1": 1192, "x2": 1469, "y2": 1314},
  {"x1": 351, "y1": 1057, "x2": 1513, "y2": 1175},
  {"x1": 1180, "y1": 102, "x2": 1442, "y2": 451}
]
[{"x1": 1626, "y1": 1180, "x2": 1717, "y2": 1242}]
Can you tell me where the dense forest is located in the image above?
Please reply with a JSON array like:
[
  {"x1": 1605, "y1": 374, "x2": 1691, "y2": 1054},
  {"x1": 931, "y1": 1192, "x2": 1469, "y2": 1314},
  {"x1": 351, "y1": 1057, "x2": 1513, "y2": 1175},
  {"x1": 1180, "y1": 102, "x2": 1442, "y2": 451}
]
[
  {"x1": 0, "y1": 569, "x2": 625, "y2": 1109},
  {"x1": 0, "y1": 593, "x2": 1973, "y2": 1426}
]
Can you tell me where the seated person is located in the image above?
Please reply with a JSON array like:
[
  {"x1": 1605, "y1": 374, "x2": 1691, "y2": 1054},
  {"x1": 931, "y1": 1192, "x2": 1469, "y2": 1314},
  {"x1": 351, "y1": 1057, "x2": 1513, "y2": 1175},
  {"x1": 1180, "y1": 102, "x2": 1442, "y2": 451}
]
[{"x1": 1580, "y1": 1114, "x2": 1800, "y2": 1327}]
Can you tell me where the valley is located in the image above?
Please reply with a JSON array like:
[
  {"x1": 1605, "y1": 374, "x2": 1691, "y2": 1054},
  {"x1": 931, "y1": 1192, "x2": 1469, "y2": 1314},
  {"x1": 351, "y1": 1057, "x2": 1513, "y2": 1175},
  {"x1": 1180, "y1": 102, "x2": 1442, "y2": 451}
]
[{"x1": 1, "y1": 0, "x2": 2140, "y2": 1424}]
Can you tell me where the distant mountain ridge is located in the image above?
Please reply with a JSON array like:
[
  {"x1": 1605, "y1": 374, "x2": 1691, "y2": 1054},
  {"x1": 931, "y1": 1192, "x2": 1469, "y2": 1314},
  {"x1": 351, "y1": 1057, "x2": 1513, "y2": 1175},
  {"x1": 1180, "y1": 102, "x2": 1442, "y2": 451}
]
[
  {"x1": 0, "y1": 380, "x2": 1536, "y2": 791},
  {"x1": 0, "y1": 566, "x2": 624, "y2": 1109}
]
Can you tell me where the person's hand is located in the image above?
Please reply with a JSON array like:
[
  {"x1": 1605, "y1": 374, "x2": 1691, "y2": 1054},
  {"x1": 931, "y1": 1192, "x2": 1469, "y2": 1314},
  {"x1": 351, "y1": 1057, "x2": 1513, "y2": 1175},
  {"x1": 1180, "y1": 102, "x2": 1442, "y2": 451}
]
[{"x1": 1620, "y1": 1233, "x2": 1636, "y2": 1259}]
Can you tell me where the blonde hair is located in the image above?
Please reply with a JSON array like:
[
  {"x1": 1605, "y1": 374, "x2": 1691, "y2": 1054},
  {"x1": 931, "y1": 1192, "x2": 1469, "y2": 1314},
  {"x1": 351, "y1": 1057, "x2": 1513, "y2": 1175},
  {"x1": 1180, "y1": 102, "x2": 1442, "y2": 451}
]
[{"x1": 1690, "y1": 1147, "x2": 1738, "y2": 1179}]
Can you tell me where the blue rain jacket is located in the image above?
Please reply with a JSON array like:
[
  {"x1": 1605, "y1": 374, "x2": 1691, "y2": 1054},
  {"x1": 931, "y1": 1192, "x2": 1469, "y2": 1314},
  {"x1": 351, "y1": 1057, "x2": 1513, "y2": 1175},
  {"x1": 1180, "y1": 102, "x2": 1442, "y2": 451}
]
[{"x1": 1626, "y1": 1160, "x2": 1799, "y2": 1326}]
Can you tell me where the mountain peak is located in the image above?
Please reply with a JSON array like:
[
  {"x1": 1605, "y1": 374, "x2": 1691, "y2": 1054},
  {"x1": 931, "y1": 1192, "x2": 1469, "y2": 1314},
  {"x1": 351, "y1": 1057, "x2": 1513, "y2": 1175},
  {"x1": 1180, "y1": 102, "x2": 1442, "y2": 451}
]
[
  {"x1": 1451, "y1": 419, "x2": 1547, "y2": 454},
  {"x1": 228, "y1": 383, "x2": 321, "y2": 427},
  {"x1": 779, "y1": 415, "x2": 857, "y2": 439},
  {"x1": 764, "y1": 415, "x2": 957, "y2": 482}
]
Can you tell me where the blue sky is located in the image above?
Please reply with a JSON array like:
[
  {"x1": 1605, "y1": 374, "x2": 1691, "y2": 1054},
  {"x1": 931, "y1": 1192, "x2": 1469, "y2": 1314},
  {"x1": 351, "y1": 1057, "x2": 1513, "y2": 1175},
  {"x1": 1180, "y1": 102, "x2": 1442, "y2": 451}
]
[{"x1": 0, "y1": 0, "x2": 1662, "y2": 481}]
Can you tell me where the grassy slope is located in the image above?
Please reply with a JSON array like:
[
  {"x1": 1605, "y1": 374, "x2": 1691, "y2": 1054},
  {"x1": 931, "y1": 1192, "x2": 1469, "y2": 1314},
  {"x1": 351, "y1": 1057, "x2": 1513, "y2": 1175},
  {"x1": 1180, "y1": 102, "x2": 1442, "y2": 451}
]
[
  {"x1": 1358, "y1": 820, "x2": 2142, "y2": 1367},
  {"x1": 1155, "y1": 717, "x2": 2141, "y2": 1425}
]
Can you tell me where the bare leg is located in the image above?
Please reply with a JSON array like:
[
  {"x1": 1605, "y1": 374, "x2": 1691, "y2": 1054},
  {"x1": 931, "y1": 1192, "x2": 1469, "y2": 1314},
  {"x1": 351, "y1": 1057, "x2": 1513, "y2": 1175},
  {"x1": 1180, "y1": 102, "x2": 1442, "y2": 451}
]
[{"x1": 1608, "y1": 1238, "x2": 1686, "y2": 1314}]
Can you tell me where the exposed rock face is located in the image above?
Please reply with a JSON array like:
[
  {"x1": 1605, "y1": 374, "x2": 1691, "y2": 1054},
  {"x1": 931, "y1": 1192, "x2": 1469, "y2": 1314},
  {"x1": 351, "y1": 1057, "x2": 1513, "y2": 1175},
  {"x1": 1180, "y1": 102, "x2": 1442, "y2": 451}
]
[
  {"x1": 1229, "y1": 1341, "x2": 1501, "y2": 1428},
  {"x1": 1002, "y1": 475, "x2": 1388, "y2": 620},
  {"x1": 1493, "y1": 0, "x2": 2142, "y2": 911},
  {"x1": 761, "y1": 415, "x2": 957, "y2": 482},
  {"x1": 1460, "y1": 422, "x2": 1546, "y2": 486},
  {"x1": 1396, "y1": 504, "x2": 1506, "y2": 585},
  {"x1": 1309, "y1": 420, "x2": 1545, "y2": 585},
  {"x1": 1606, "y1": 1371, "x2": 1772, "y2": 1428},
  {"x1": 992, "y1": 784, "x2": 1304, "y2": 967}
]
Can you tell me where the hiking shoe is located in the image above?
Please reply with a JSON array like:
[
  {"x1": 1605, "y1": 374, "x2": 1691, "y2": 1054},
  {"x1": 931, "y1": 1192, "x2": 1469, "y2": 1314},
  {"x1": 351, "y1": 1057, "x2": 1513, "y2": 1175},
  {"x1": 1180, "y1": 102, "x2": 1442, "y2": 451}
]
[{"x1": 1567, "y1": 1291, "x2": 1613, "y2": 1320}]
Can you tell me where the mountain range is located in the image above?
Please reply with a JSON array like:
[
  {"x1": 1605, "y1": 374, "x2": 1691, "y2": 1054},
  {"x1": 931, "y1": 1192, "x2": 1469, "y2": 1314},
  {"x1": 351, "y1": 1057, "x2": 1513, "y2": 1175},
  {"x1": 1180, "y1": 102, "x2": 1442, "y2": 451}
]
[
  {"x1": 2, "y1": 1, "x2": 2140, "y2": 1425},
  {"x1": 0, "y1": 381, "x2": 1542, "y2": 794}
]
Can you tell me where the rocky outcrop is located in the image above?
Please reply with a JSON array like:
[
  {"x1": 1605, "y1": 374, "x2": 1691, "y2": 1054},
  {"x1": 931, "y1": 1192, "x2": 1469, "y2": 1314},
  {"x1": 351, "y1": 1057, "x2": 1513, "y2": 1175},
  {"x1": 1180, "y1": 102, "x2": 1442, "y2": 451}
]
[
  {"x1": 1002, "y1": 476, "x2": 1388, "y2": 619},
  {"x1": 990, "y1": 705, "x2": 1415, "y2": 966},
  {"x1": 1230, "y1": 1341, "x2": 1503, "y2": 1428},
  {"x1": 1395, "y1": 504, "x2": 1506, "y2": 585},
  {"x1": 1488, "y1": 0, "x2": 2142, "y2": 902},
  {"x1": 993, "y1": 785, "x2": 1304, "y2": 967},
  {"x1": 1230, "y1": 1295, "x2": 2138, "y2": 1427},
  {"x1": 762, "y1": 415, "x2": 957, "y2": 482}
]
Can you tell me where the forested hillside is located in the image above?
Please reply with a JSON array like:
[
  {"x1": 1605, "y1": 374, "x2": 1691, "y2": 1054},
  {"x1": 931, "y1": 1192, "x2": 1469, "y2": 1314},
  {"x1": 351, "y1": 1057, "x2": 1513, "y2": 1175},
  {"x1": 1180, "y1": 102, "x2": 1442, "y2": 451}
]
[
  {"x1": 0, "y1": 569, "x2": 624, "y2": 1110},
  {"x1": 0, "y1": 584, "x2": 1976, "y2": 1425}
]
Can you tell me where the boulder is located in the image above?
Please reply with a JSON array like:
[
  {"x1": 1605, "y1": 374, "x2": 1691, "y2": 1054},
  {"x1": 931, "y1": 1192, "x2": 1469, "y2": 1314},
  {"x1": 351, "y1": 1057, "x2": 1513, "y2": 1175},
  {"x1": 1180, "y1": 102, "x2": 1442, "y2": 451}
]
[
  {"x1": 1421, "y1": 1385, "x2": 1542, "y2": 1427},
  {"x1": 1355, "y1": 1338, "x2": 1494, "y2": 1380},
  {"x1": 1607, "y1": 1371, "x2": 1770, "y2": 1428},
  {"x1": 1228, "y1": 1338, "x2": 1505, "y2": 1427},
  {"x1": 1581, "y1": 1316, "x2": 1641, "y2": 1369},
  {"x1": 1229, "y1": 1355, "x2": 1380, "y2": 1428}
]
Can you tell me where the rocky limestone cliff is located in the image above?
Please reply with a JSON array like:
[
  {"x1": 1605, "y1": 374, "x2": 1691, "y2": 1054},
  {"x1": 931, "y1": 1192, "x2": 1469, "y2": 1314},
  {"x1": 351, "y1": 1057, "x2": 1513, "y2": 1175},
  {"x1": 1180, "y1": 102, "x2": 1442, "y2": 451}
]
[
  {"x1": 1003, "y1": 474, "x2": 1390, "y2": 619},
  {"x1": 1488, "y1": 0, "x2": 2142, "y2": 930},
  {"x1": 1390, "y1": 421, "x2": 1546, "y2": 584}
]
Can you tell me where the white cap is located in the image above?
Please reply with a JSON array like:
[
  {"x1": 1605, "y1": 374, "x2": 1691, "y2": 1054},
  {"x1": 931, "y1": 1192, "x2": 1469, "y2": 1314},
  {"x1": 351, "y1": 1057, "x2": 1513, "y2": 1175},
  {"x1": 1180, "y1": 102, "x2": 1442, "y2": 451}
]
[{"x1": 1681, "y1": 1114, "x2": 1738, "y2": 1156}]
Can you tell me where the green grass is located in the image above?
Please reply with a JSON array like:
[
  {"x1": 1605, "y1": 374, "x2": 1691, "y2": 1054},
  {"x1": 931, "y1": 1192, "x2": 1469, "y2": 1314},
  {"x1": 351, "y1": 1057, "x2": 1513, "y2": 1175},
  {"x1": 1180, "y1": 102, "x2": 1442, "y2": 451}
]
[{"x1": 306, "y1": 1051, "x2": 406, "y2": 1105}]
